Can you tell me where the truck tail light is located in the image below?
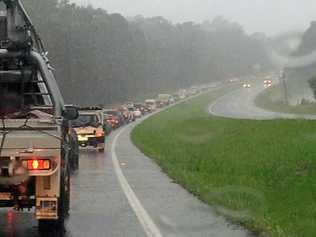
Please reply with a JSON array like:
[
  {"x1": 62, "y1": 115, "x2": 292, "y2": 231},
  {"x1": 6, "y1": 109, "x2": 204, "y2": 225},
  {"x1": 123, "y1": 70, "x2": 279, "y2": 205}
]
[
  {"x1": 95, "y1": 130, "x2": 104, "y2": 137},
  {"x1": 23, "y1": 159, "x2": 51, "y2": 170}
]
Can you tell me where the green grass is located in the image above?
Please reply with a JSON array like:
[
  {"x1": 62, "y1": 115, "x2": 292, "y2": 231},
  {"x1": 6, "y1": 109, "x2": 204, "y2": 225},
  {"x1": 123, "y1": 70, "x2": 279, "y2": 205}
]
[
  {"x1": 132, "y1": 88, "x2": 316, "y2": 237},
  {"x1": 255, "y1": 84, "x2": 316, "y2": 115}
]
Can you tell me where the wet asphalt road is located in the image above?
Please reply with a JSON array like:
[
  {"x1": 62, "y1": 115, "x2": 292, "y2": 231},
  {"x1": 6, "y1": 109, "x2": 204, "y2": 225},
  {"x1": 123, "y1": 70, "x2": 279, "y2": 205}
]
[
  {"x1": 0, "y1": 87, "x2": 252, "y2": 237},
  {"x1": 209, "y1": 82, "x2": 316, "y2": 120}
]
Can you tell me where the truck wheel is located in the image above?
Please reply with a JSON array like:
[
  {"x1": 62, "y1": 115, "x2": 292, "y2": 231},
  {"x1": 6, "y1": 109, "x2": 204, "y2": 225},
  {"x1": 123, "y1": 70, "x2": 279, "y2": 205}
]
[
  {"x1": 60, "y1": 164, "x2": 70, "y2": 218},
  {"x1": 38, "y1": 165, "x2": 70, "y2": 229},
  {"x1": 71, "y1": 152, "x2": 79, "y2": 171},
  {"x1": 74, "y1": 153, "x2": 79, "y2": 170}
]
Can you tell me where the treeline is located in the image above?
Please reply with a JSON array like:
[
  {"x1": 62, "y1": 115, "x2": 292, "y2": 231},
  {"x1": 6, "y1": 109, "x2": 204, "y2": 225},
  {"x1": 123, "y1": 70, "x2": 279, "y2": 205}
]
[
  {"x1": 285, "y1": 21, "x2": 316, "y2": 103},
  {"x1": 23, "y1": 0, "x2": 270, "y2": 105}
]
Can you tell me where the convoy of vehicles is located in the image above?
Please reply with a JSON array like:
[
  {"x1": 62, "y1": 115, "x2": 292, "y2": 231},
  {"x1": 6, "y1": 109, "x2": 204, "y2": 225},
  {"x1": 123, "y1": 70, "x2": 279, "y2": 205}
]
[
  {"x1": 98, "y1": 86, "x2": 206, "y2": 131},
  {"x1": 0, "y1": 0, "x2": 270, "y2": 233},
  {"x1": 0, "y1": 0, "x2": 79, "y2": 227},
  {"x1": 0, "y1": 2, "x2": 213, "y2": 226}
]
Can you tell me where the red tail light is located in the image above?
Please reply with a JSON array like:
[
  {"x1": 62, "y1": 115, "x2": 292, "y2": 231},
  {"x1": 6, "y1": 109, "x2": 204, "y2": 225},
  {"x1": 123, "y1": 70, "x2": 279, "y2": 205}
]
[
  {"x1": 96, "y1": 130, "x2": 105, "y2": 137},
  {"x1": 24, "y1": 159, "x2": 51, "y2": 170}
]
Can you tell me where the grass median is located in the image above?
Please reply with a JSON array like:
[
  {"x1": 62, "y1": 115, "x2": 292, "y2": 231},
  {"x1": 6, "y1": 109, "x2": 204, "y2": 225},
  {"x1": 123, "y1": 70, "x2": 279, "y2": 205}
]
[{"x1": 132, "y1": 88, "x2": 316, "y2": 237}]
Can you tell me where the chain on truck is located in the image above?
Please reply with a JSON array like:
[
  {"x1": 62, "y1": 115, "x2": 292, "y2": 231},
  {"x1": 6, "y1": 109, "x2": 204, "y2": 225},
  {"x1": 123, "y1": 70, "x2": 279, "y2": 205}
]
[{"x1": 0, "y1": 0, "x2": 79, "y2": 227}]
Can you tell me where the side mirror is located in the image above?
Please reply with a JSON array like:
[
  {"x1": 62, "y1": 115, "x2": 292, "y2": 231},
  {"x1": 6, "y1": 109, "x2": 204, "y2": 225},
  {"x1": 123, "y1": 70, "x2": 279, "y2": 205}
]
[{"x1": 63, "y1": 105, "x2": 79, "y2": 120}]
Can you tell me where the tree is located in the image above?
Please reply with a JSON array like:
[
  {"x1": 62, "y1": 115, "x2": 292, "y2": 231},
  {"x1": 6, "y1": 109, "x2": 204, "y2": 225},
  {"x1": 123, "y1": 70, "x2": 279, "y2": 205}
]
[
  {"x1": 22, "y1": 0, "x2": 271, "y2": 106},
  {"x1": 308, "y1": 76, "x2": 316, "y2": 100}
]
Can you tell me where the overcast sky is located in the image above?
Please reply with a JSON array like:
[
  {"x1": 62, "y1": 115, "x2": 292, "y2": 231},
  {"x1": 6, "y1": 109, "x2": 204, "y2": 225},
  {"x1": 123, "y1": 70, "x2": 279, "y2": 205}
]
[{"x1": 74, "y1": 0, "x2": 316, "y2": 36}]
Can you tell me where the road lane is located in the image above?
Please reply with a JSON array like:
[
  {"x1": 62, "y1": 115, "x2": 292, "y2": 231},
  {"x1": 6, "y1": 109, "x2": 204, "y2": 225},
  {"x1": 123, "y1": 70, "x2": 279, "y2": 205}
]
[
  {"x1": 110, "y1": 114, "x2": 251, "y2": 237},
  {"x1": 209, "y1": 82, "x2": 316, "y2": 120},
  {"x1": 0, "y1": 84, "x2": 253, "y2": 237}
]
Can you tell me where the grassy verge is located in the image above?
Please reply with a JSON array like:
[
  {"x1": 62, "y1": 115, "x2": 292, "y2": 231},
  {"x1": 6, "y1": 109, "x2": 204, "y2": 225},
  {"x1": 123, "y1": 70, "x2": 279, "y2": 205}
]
[
  {"x1": 255, "y1": 84, "x2": 316, "y2": 115},
  {"x1": 132, "y1": 88, "x2": 316, "y2": 237}
]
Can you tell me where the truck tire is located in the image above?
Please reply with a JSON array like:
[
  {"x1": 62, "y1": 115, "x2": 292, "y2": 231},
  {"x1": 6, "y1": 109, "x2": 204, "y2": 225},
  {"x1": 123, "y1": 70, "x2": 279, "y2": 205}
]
[
  {"x1": 71, "y1": 152, "x2": 79, "y2": 171},
  {"x1": 74, "y1": 152, "x2": 79, "y2": 170},
  {"x1": 38, "y1": 165, "x2": 70, "y2": 229},
  {"x1": 60, "y1": 164, "x2": 70, "y2": 217}
]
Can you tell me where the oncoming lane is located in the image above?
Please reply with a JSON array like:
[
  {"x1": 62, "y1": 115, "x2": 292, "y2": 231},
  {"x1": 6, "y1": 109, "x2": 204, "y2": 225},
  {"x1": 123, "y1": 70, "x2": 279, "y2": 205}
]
[{"x1": 209, "y1": 82, "x2": 316, "y2": 120}]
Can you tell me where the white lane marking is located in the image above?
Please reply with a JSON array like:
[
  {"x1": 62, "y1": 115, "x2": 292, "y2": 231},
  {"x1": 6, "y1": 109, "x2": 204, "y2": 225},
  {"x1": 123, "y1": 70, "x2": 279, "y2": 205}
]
[
  {"x1": 111, "y1": 126, "x2": 163, "y2": 237},
  {"x1": 110, "y1": 85, "x2": 224, "y2": 237}
]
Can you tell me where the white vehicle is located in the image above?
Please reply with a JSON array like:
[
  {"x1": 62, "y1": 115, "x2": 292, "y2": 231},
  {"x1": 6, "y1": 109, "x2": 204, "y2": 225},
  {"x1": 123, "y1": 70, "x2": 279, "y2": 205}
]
[
  {"x1": 178, "y1": 89, "x2": 187, "y2": 99},
  {"x1": 158, "y1": 94, "x2": 172, "y2": 105},
  {"x1": 145, "y1": 99, "x2": 157, "y2": 111},
  {"x1": 133, "y1": 109, "x2": 142, "y2": 118}
]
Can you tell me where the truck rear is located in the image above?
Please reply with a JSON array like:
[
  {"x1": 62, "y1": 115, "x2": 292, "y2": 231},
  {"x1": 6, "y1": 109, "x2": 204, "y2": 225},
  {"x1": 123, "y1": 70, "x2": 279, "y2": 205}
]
[{"x1": 0, "y1": 0, "x2": 78, "y2": 227}]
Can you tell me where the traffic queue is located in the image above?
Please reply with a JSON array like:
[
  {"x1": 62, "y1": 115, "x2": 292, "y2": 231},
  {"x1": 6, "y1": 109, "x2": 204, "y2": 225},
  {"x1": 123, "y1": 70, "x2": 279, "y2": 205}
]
[{"x1": 70, "y1": 86, "x2": 206, "y2": 154}]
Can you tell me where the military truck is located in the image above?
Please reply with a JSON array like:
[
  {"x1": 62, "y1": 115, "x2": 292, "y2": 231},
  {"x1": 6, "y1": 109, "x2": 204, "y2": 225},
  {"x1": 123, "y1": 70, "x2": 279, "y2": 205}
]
[
  {"x1": 0, "y1": 0, "x2": 78, "y2": 227},
  {"x1": 72, "y1": 108, "x2": 105, "y2": 152},
  {"x1": 157, "y1": 94, "x2": 172, "y2": 107}
]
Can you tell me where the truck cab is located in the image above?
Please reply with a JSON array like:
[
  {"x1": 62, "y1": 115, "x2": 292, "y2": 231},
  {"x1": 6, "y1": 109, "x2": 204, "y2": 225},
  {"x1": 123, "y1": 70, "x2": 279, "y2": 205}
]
[
  {"x1": 157, "y1": 94, "x2": 172, "y2": 107},
  {"x1": 145, "y1": 99, "x2": 157, "y2": 111}
]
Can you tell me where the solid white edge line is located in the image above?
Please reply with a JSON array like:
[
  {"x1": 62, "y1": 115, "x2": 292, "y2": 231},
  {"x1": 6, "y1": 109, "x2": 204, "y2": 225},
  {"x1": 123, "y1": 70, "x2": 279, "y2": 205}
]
[
  {"x1": 110, "y1": 84, "x2": 225, "y2": 237},
  {"x1": 111, "y1": 126, "x2": 163, "y2": 237}
]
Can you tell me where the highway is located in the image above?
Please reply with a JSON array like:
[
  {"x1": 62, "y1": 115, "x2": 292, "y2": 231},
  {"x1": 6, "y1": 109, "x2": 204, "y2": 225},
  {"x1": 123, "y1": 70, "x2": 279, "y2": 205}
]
[
  {"x1": 0, "y1": 91, "x2": 251, "y2": 237},
  {"x1": 209, "y1": 82, "x2": 316, "y2": 120}
]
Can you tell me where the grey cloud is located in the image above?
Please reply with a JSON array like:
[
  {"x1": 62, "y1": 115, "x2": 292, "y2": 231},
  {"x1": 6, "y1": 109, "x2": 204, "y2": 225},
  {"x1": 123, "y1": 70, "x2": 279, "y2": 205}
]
[{"x1": 73, "y1": 0, "x2": 316, "y2": 35}]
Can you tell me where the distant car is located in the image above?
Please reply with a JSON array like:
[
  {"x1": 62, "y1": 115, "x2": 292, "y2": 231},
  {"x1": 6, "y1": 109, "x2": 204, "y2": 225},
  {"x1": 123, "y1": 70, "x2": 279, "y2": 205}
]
[
  {"x1": 243, "y1": 83, "x2": 251, "y2": 88},
  {"x1": 134, "y1": 103, "x2": 148, "y2": 115},
  {"x1": 118, "y1": 106, "x2": 135, "y2": 123},
  {"x1": 169, "y1": 97, "x2": 175, "y2": 104},
  {"x1": 158, "y1": 94, "x2": 172, "y2": 106},
  {"x1": 264, "y1": 80, "x2": 272, "y2": 88},
  {"x1": 145, "y1": 99, "x2": 157, "y2": 111},
  {"x1": 178, "y1": 89, "x2": 187, "y2": 99},
  {"x1": 125, "y1": 102, "x2": 134, "y2": 108},
  {"x1": 133, "y1": 109, "x2": 142, "y2": 118},
  {"x1": 156, "y1": 100, "x2": 165, "y2": 108},
  {"x1": 72, "y1": 110, "x2": 105, "y2": 152},
  {"x1": 172, "y1": 94, "x2": 180, "y2": 102},
  {"x1": 104, "y1": 114, "x2": 120, "y2": 129},
  {"x1": 104, "y1": 109, "x2": 125, "y2": 128}
]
